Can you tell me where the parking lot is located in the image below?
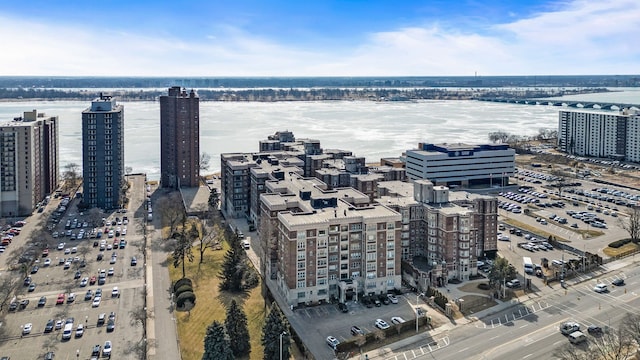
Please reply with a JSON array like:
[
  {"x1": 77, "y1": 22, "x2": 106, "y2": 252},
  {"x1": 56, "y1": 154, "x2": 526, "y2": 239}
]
[
  {"x1": 290, "y1": 293, "x2": 434, "y2": 359},
  {"x1": 0, "y1": 175, "x2": 147, "y2": 359},
  {"x1": 494, "y1": 167, "x2": 636, "y2": 290}
]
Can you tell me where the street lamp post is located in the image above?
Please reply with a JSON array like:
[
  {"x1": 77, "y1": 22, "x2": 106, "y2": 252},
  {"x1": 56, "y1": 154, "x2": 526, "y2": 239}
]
[
  {"x1": 416, "y1": 292, "x2": 424, "y2": 333},
  {"x1": 279, "y1": 331, "x2": 287, "y2": 360}
]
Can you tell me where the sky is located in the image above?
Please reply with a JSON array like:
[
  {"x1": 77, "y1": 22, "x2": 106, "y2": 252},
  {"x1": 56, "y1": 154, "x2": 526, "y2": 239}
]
[{"x1": 0, "y1": 0, "x2": 638, "y2": 76}]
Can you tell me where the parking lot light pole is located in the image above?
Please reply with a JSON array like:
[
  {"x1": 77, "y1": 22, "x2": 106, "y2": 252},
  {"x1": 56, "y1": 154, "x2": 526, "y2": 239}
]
[
  {"x1": 279, "y1": 331, "x2": 287, "y2": 360},
  {"x1": 416, "y1": 292, "x2": 424, "y2": 333}
]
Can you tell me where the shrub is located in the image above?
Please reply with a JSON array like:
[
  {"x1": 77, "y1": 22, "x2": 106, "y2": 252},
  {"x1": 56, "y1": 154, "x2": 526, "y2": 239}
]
[
  {"x1": 174, "y1": 284, "x2": 193, "y2": 298},
  {"x1": 176, "y1": 291, "x2": 196, "y2": 308},
  {"x1": 609, "y1": 239, "x2": 631, "y2": 248},
  {"x1": 242, "y1": 269, "x2": 260, "y2": 290},
  {"x1": 174, "y1": 278, "x2": 193, "y2": 293},
  {"x1": 478, "y1": 283, "x2": 491, "y2": 291}
]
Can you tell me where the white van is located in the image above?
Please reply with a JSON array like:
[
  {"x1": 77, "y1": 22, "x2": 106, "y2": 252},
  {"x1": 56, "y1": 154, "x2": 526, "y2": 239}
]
[
  {"x1": 242, "y1": 239, "x2": 250, "y2": 250},
  {"x1": 568, "y1": 331, "x2": 586, "y2": 344},
  {"x1": 62, "y1": 323, "x2": 73, "y2": 340}
]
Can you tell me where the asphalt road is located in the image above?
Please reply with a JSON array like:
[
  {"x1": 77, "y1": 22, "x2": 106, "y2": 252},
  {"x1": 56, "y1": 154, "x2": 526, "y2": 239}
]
[
  {"x1": 404, "y1": 261, "x2": 640, "y2": 360},
  {"x1": 147, "y1": 184, "x2": 181, "y2": 360}
]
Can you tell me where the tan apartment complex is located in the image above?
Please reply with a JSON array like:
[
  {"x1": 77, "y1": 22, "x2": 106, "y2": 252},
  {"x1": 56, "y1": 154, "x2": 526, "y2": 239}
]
[{"x1": 0, "y1": 110, "x2": 58, "y2": 216}]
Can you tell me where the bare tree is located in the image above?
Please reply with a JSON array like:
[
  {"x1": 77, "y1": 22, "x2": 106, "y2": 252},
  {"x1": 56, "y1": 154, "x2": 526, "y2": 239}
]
[
  {"x1": 197, "y1": 219, "x2": 223, "y2": 264},
  {"x1": 62, "y1": 162, "x2": 81, "y2": 193},
  {"x1": 156, "y1": 192, "x2": 185, "y2": 239},
  {"x1": 0, "y1": 275, "x2": 19, "y2": 312},
  {"x1": 78, "y1": 245, "x2": 92, "y2": 262},
  {"x1": 86, "y1": 208, "x2": 104, "y2": 228},
  {"x1": 619, "y1": 206, "x2": 640, "y2": 243},
  {"x1": 200, "y1": 152, "x2": 211, "y2": 173},
  {"x1": 554, "y1": 324, "x2": 635, "y2": 360},
  {"x1": 488, "y1": 131, "x2": 510, "y2": 143}
]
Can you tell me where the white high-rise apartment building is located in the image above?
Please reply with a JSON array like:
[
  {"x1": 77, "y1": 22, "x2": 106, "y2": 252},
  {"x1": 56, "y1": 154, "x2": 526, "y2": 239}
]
[{"x1": 558, "y1": 109, "x2": 640, "y2": 162}]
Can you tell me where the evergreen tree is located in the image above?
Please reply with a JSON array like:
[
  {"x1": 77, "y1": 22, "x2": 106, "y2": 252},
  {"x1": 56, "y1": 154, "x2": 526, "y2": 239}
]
[
  {"x1": 219, "y1": 232, "x2": 246, "y2": 292},
  {"x1": 225, "y1": 299, "x2": 251, "y2": 357},
  {"x1": 261, "y1": 306, "x2": 290, "y2": 360},
  {"x1": 202, "y1": 320, "x2": 234, "y2": 360}
]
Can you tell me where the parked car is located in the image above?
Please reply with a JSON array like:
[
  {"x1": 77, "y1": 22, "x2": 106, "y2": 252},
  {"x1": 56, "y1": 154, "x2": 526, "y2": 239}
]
[
  {"x1": 587, "y1": 325, "x2": 603, "y2": 335},
  {"x1": 612, "y1": 278, "x2": 625, "y2": 286},
  {"x1": 75, "y1": 324, "x2": 84, "y2": 338},
  {"x1": 91, "y1": 345, "x2": 101, "y2": 357},
  {"x1": 391, "y1": 316, "x2": 406, "y2": 325},
  {"x1": 97, "y1": 313, "x2": 106, "y2": 326},
  {"x1": 375, "y1": 319, "x2": 390, "y2": 329},
  {"x1": 44, "y1": 319, "x2": 55, "y2": 333},
  {"x1": 92, "y1": 296, "x2": 101, "y2": 307},
  {"x1": 22, "y1": 323, "x2": 32, "y2": 335},
  {"x1": 379, "y1": 294, "x2": 390, "y2": 305},
  {"x1": 102, "y1": 341, "x2": 112, "y2": 357},
  {"x1": 326, "y1": 336, "x2": 340, "y2": 350},
  {"x1": 37, "y1": 296, "x2": 46, "y2": 307},
  {"x1": 506, "y1": 279, "x2": 521, "y2": 288},
  {"x1": 351, "y1": 325, "x2": 364, "y2": 336},
  {"x1": 130, "y1": 256, "x2": 137, "y2": 266},
  {"x1": 85, "y1": 290, "x2": 93, "y2": 301},
  {"x1": 387, "y1": 294, "x2": 399, "y2": 304},
  {"x1": 17, "y1": 299, "x2": 30, "y2": 311},
  {"x1": 593, "y1": 283, "x2": 608, "y2": 293}
]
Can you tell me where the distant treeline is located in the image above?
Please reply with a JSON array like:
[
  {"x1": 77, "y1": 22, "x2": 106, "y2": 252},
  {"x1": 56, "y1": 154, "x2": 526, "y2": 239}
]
[
  {"x1": 1, "y1": 75, "x2": 639, "y2": 89},
  {"x1": 0, "y1": 87, "x2": 610, "y2": 102}
]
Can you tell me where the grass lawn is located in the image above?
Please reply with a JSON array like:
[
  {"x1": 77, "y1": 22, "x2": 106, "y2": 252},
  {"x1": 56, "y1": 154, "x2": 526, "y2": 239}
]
[{"x1": 168, "y1": 241, "x2": 267, "y2": 360}]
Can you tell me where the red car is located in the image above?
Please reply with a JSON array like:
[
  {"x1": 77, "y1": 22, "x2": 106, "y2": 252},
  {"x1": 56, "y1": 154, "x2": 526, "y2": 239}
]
[
  {"x1": 42, "y1": 249, "x2": 49, "y2": 257},
  {"x1": 89, "y1": 276, "x2": 97, "y2": 285},
  {"x1": 113, "y1": 238, "x2": 119, "y2": 246},
  {"x1": 56, "y1": 293, "x2": 65, "y2": 305}
]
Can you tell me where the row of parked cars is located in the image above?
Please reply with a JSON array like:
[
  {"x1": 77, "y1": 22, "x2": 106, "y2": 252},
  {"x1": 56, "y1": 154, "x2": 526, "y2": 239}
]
[
  {"x1": 515, "y1": 168, "x2": 562, "y2": 183},
  {"x1": 327, "y1": 315, "x2": 408, "y2": 350}
]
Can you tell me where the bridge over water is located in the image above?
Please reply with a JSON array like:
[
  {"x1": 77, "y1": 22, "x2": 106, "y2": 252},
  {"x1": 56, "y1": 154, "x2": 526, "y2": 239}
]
[{"x1": 477, "y1": 97, "x2": 640, "y2": 110}]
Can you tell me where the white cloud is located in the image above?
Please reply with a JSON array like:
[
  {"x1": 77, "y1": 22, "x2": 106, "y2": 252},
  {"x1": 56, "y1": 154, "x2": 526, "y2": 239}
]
[{"x1": 0, "y1": 0, "x2": 638, "y2": 76}]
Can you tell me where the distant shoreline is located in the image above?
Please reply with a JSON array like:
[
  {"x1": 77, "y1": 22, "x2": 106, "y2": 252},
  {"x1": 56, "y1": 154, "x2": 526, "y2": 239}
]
[{"x1": 0, "y1": 87, "x2": 612, "y2": 103}]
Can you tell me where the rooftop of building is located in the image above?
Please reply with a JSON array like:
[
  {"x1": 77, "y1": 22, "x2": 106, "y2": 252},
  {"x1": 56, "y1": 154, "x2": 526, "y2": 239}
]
[
  {"x1": 409, "y1": 142, "x2": 513, "y2": 155},
  {"x1": 560, "y1": 108, "x2": 639, "y2": 116},
  {"x1": 375, "y1": 195, "x2": 418, "y2": 208},
  {"x1": 448, "y1": 190, "x2": 494, "y2": 202},
  {"x1": 83, "y1": 94, "x2": 122, "y2": 113},
  {"x1": 1, "y1": 110, "x2": 56, "y2": 127},
  {"x1": 261, "y1": 174, "x2": 370, "y2": 212},
  {"x1": 278, "y1": 200, "x2": 400, "y2": 228},
  {"x1": 180, "y1": 184, "x2": 211, "y2": 216},
  {"x1": 377, "y1": 181, "x2": 413, "y2": 197},
  {"x1": 350, "y1": 173, "x2": 384, "y2": 181}
]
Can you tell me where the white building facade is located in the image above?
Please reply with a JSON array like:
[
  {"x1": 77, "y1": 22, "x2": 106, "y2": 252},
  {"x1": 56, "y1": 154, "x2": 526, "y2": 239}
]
[{"x1": 405, "y1": 143, "x2": 515, "y2": 187}]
